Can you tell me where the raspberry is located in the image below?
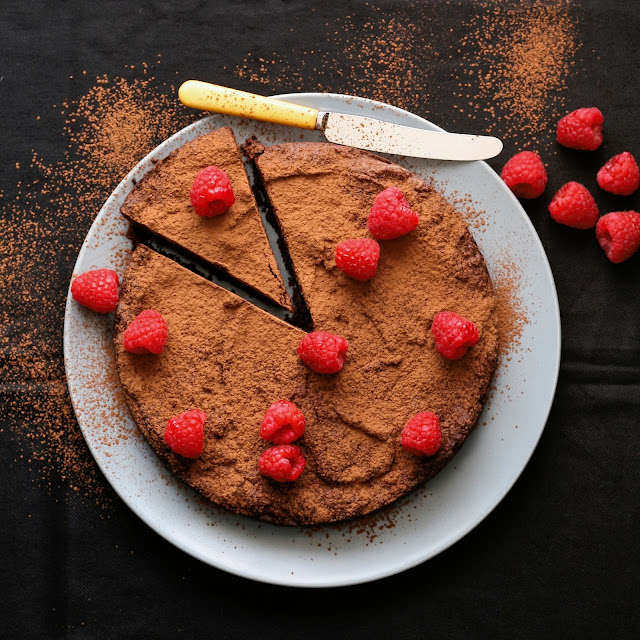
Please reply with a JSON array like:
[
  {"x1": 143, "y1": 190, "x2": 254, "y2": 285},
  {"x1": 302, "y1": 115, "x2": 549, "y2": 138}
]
[
  {"x1": 596, "y1": 152, "x2": 640, "y2": 196},
  {"x1": 189, "y1": 165, "x2": 235, "y2": 216},
  {"x1": 401, "y1": 412, "x2": 442, "y2": 457},
  {"x1": 259, "y1": 444, "x2": 306, "y2": 482},
  {"x1": 500, "y1": 151, "x2": 547, "y2": 199},
  {"x1": 123, "y1": 309, "x2": 168, "y2": 354},
  {"x1": 556, "y1": 107, "x2": 604, "y2": 151},
  {"x1": 71, "y1": 268, "x2": 119, "y2": 313},
  {"x1": 431, "y1": 311, "x2": 479, "y2": 360},
  {"x1": 595, "y1": 211, "x2": 640, "y2": 264},
  {"x1": 260, "y1": 400, "x2": 306, "y2": 444},
  {"x1": 548, "y1": 182, "x2": 599, "y2": 229},
  {"x1": 297, "y1": 331, "x2": 349, "y2": 374},
  {"x1": 368, "y1": 187, "x2": 419, "y2": 239},
  {"x1": 164, "y1": 409, "x2": 205, "y2": 459},
  {"x1": 335, "y1": 238, "x2": 380, "y2": 281}
]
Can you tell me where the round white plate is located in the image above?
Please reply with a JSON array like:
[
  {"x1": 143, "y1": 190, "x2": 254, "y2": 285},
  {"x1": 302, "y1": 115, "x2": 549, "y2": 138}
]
[{"x1": 63, "y1": 93, "x2": 560, "y2": 587}]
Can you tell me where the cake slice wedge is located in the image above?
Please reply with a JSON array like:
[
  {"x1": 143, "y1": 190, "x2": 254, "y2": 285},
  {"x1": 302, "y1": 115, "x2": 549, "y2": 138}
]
[{"x1": 120, "y1": 126, "x2": 291, "y2": 311}]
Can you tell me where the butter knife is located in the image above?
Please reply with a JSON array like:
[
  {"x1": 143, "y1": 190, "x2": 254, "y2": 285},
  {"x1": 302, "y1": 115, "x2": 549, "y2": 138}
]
[{"x1": 178, "y1": 80, "x2": 502, "y2": 161}]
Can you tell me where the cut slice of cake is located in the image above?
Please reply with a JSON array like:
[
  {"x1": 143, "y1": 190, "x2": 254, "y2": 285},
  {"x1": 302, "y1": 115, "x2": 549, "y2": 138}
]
[{"x1": 120, "y1": 126, "x2": 291, "y2": 311}]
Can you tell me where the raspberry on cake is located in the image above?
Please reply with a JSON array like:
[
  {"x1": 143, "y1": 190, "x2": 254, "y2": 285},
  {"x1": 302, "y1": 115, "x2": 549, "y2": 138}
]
[
  {"x1": 548, "y1": 182, "x2": 599, "y2": 229},
  {"x1": 597, "y1": 152, "x2": 640, "y2": 196},
  {"x1": 71, "y1": 268, "x2": 119, "y2": 313},
  {"x1": 595, "y1": 211, "x2": 640, "y2": 263},
  {"x1": 164, "y1": 410, "x2": 206, "y2": 459},
  {"x1": 335, "y1": 238, "x2": 380, "y2": 281},
  {"x1": 556, "y1": 107, "x2": 604, "y2": 150},
  {"x1": 431, "y1": 311, "x2": 479, "y2": 360},
  {"x1": 500, "y1": 151, "x2": 547, "y2": 199},
  {"x1": 190, "y1": 165, "x2": 235, "y2": 216},
  {"x1": 260, "y1": 400, "x2": 305, "y2": 444},
  {"x1": 297, "y1": 331, "x2": 349, "y2": 374},
  {"x1": 123, "y1": 309, "x2": 168, "y2": 354},
  {"x1": 259, "y1": 444, "x2": 306, "y2": 482},
  {"x1": 368, "y1": 187, "x2": 419, "y2": 239},
  {"x1": 401, "y1": 412, "x2": 442, "y2": 457}
]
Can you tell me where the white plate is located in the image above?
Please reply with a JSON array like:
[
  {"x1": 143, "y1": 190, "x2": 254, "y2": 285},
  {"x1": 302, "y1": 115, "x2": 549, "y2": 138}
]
[{"x1": 63, "y1": 93, "x2": 560, "y2": 587}]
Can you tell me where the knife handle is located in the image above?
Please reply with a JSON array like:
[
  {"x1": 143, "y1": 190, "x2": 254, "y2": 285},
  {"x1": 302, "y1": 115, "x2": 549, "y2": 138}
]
[{"x1": 178, "y1": 80, "x2": 319, "y2": 130}]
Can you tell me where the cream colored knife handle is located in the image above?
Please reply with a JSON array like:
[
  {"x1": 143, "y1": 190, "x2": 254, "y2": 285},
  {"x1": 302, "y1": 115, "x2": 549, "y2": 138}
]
[{"x1": 178, "y1": 80, "x2": 319, "y2": 130}]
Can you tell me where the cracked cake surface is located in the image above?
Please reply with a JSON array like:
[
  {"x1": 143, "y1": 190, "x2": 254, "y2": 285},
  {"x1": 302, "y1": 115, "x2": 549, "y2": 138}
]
[{"x1": 114, "y1": 135, "x2": 499, "y2": 526}]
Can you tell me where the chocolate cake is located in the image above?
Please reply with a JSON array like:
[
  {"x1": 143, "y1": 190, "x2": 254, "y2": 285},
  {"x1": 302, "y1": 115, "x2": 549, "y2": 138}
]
[
  {"x1": 114, "y1": 135, "x2": 499, "y2": 526},
  {"x1": 120, "y1": 126, "x2": 291, "y2": 310}
]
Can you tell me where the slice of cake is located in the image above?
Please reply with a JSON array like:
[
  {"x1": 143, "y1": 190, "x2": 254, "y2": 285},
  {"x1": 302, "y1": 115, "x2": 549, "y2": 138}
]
[{"x1": 120, "y1": 126, "x2": 291, "y2": 311}]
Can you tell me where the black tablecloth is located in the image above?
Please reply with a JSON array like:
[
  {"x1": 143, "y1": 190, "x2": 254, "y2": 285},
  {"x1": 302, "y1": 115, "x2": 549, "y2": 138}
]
[{"x1": 2, "y1": 1, "x2": 638, "y2": 638}]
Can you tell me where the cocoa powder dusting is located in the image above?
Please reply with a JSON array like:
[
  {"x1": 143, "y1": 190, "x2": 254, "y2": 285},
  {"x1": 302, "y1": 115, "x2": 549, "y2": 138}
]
[
  {"x1": 1, "y1": 65, "x2": 190, "y2": 506},
  {"x1": 492, "y1": 260, "x2": 527, "y2": 359},
  {"x1": 235, "y1": 6, "x2": 433, "y2": 111},
  {"x1": 234, "y1": 1, "x2": 579, "y2": 151},
  {"x1": 458, "y1": 0, "x2": 579, "y2": 149},
  {"x1": 426, "y1": 178, "x2": 528, "y2": 366},
  {"x1": 112, "y1": 136, "x2": 500, "y2": 526}
]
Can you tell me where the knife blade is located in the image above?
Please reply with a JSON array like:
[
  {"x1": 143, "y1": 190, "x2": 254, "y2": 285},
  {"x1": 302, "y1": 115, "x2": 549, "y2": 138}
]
[
  {"x1": 322, "y1": 112, "x2": 502, "y2": 161},
  {"x1": 178, "y1": 80, "x2": 502, "y2": 161}
]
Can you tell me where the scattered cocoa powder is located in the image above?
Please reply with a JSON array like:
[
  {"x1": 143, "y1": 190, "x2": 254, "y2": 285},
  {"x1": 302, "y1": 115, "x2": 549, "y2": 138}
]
[
  {"x1": 492, "y1": 259, "x2": 528, "y2": 359},
  {"x1": 303, "y1": 503, "x2": 399, "y2": 550},
  {"x1": 457, "y1": 0, "x2": 579, "y2": 150},
  {"x1": 422, "y1": 179, "x2": 528, "y2": 363},
  {"x1": 234, "y1": 1, "x2": 579, "y2": 153},
  {"x1": 1, "y1": 65, "x2": 190, "y2": 506},
  {"x1": 323, "y1": 12, "x2": 431, "y2": 110},
  {"x1": 235, "y1": 6, "x2": 433, "y2": 112}
]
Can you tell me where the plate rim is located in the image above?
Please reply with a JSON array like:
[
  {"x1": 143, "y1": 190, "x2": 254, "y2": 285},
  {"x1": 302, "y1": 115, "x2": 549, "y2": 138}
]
[{"x1": 63, "y1": 91, "x2": 561, "y2": 587}]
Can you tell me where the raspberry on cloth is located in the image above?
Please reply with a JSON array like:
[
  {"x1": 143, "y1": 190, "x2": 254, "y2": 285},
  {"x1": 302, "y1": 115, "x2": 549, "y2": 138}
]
[
  {"x1": 595, "y1": 211, "x2": 640, "y2": 263},
  {"x1": 500, "y1": 151, "x2": 547, "y2": 199},
  {"x1": 556, "y1": 107, "x2": 604, "y2": 150},
  {"x1": 597, "y1": 152, "x2": 640, "y2": 196},
  {"x1": 548, "y1": 182, "x2": 599, "y2": 229}
]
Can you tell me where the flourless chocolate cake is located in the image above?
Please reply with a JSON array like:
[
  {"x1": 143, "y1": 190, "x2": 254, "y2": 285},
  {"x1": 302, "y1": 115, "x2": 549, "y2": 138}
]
[{"x1": 115, "y1": 133, "x2": 499, "y2": 526}]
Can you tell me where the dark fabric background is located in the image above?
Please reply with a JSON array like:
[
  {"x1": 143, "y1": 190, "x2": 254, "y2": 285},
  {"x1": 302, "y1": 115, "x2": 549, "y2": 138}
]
[{"x1": 1, "y1": 1, "x2": 638, "y2": 638}]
